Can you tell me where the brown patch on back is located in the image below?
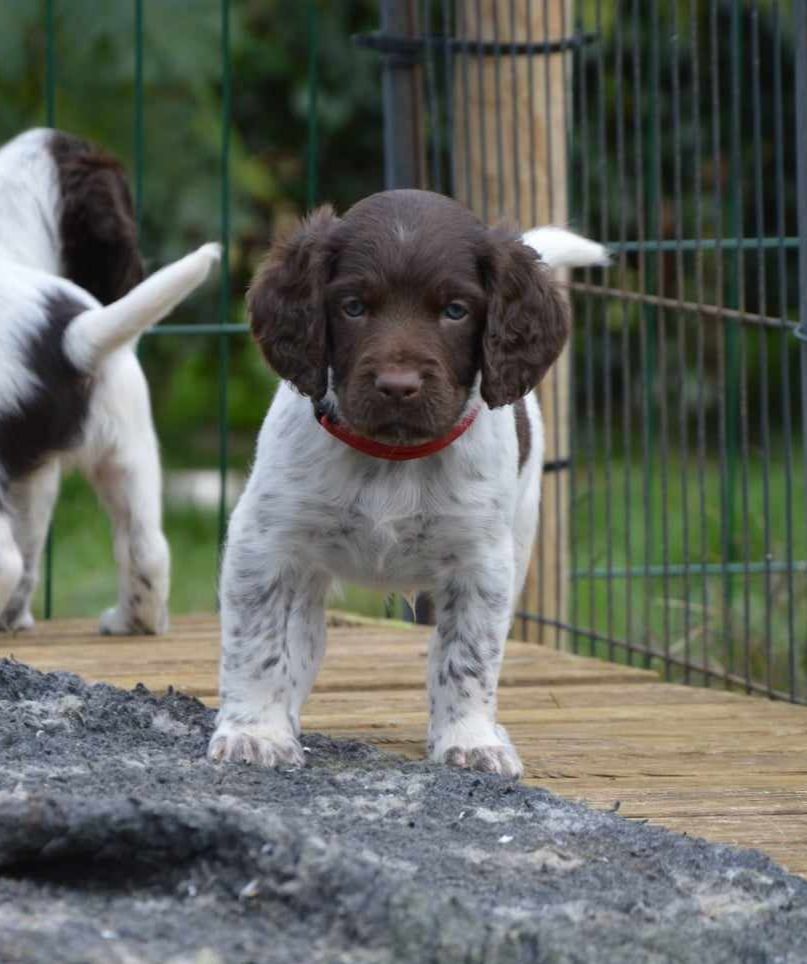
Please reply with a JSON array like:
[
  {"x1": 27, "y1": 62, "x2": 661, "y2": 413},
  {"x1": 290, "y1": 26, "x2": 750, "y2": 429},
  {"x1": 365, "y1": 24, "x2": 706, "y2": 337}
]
[
  {"x1": 513, "y1": 397, "x2": 531, "y2": 472},
  {"x1": 50, "y1": 131, "x2": 143, "y2": 305}
]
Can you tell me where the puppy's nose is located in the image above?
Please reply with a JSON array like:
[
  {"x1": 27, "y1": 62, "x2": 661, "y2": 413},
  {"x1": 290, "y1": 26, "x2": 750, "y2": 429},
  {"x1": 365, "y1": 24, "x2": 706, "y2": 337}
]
[{"x1": 374, "y1": 368, "x2": 423, "y2": 400}]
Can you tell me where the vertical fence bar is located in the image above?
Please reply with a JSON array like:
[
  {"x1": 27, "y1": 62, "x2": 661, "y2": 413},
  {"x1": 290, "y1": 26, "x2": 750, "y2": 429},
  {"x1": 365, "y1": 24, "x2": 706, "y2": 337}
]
[
  {"x1": 43, "y1": 0, "x2": 57, "y2": 619},
  {"x1": 491, "y1": 3, "x2": 504, "y2": 216},
  {"x1": 577, "y1": 5, "x2": 596, "y2": 657},
  {"x1": 614, "y1": 0, "x2": 634, "y2": 664},
  {"x1": 711, "y1": 0, "x2": 731, "y2": 688},
  {"x1": 508, "y1": 0, "x2": 519, "y2": 237},
  {"x1": 645, "y1": 0, "x2": 663, "y2": 673},
  {"x1": 134, "y1": 0, "x2": 144, "y2": 231},
  {"x1": 423, "y1": 0, "x2": 442, "y2": 193},
  {"x1": 458, "y1": 5, "x2": 473, "y2": 210},
  {"x1": 307, "y1": 0, "x2": 319, "y2": 209},
  {"x1": 775, "y1": 0, "x2": 797, "y2": 701},
  {"x1": 474, "y1": 0, "x2": 489, "y2": 222},
  {"x1": 217, "y1": 0, "x2": 232, "y2": 550},
  {"x1": 723, "y1": 0, "x2": 744, "y2": 677},
  {"x1": 442, "y1": 0, "x2": 456, "y2": 198},
  {"x1": 691, "y1": 0, "x2": 710, "y2": 686},
  {"x1": 654, "y1": 0, "x2": 672, "y2": 681},
  {"x1": 751, "y1": 0, "x2": 773, "y2": 694},
  {"x1": 595, "y1": 0, "x2": 614, "y2": 660},
  {"x1": 631, "y1": 0, "x2": 649, "y2": 668},
  {"x1": 45, "y1": 0, "x2": 56, "y2": 125},
  {"x1": 799, "y1": 0, "x2": 807, "y2": 343},
  {"x1": 671, "y1": 0, "x2": 692, "y2": 683},
  {"x1": 796, "y1": 0, "x2": 807, "y2": 701},
  {"x1": 381, "y1": 0, "x2": 425, "y2": 190}
]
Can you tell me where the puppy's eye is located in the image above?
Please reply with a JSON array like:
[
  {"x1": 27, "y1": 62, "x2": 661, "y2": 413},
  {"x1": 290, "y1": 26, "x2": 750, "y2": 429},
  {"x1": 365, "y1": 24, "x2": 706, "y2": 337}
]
[
  {"x1": 442, "y1": 301, "x2": 469, "y2": 321},
  {"x1": 342, "y1": 297, "x2": 366, "y2": 318}
]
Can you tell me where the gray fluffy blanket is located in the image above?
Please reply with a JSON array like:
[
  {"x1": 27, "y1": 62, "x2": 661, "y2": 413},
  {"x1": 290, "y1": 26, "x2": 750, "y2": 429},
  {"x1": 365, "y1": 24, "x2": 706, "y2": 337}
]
[{"x1": 0, "y1": 658, "x2": 806, "y2": 964}]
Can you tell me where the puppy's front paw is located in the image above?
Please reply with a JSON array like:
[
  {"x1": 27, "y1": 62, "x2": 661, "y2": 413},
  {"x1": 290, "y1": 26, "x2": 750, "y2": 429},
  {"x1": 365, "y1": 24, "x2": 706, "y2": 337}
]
[
  {"x1": 438, "y1": 744, "x2": 523, "y2": 779},
  {"x1": 0, "y1": 609, "x2": 35, "y2": 633},
  {"x1": 208, "y1": 721, "x2": 305, "y2": 768},
  {"x1": 431, "y1": 724, "x2": 523, "y2": 779},
  {"x1": 99, "y1": 605, "x2": 168, "y2": 636}
]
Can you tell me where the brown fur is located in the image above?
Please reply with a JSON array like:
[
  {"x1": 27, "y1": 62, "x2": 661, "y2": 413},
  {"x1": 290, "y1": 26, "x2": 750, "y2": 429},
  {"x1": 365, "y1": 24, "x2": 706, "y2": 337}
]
[
  {"x1": 51, "y1": 131, "x2": 143, "y2": 306},
  {"x1": 248, "y1": 189, "x2": 569, "y2": 443},
  {"x1": 513, "y1": 397, "x2": 531, "y2": 471}
]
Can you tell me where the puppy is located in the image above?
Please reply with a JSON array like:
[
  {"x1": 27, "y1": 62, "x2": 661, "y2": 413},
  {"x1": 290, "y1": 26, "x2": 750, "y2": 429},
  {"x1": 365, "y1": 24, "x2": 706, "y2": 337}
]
[
  {"x1": 0, "y1": 128, "x2": 220, "y2": 634},
  {"x1": 210, "y1": 189, "x2": 607, "y2": 777}
]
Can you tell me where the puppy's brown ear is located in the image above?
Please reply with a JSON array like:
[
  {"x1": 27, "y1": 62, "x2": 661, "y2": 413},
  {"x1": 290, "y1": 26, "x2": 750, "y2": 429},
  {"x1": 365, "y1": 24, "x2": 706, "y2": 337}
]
[
  {"x1": 248, "y1": 205, "x2": 339, "y2": 401},
  {"x1": 479, "y1": 229, "x2": 569, "y2": 408},
  {"x1": 52, "y1": 134, "x2": 144, "y2": 305}
]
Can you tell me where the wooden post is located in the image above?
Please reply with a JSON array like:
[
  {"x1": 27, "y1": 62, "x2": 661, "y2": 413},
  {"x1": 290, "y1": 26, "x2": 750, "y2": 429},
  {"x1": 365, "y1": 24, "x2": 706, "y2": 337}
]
[{"x1": 454, "y1": 0, "x2": 572, "y2": 646}]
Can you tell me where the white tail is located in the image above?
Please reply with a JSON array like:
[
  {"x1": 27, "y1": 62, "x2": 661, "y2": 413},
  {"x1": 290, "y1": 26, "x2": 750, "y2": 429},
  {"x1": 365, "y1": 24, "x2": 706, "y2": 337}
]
[
  {"x1": 64, "y1": 242, "x2": 222, "y2": 372},
  {"x1": 521, "y1": 226, "x2": 610, "y2": 270}
]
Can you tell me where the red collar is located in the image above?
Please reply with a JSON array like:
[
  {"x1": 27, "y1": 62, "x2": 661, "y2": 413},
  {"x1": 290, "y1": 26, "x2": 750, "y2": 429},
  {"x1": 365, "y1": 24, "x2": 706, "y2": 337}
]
[{"x1": 316, "y1": 406, "x2": 481, "y2": 461}]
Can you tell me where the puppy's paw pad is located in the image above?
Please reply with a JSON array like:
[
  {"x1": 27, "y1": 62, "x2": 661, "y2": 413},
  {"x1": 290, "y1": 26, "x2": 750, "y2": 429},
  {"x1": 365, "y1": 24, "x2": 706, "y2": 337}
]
[
  {"x1": 438, "y1": 743, "x2": 523, "y2": 779},
  {"x1": 99, "y1": 606, "x2": 167, "y2": 636},
  {"x1": 207, "y1": 728, "x2": 304, "y2": 768}
]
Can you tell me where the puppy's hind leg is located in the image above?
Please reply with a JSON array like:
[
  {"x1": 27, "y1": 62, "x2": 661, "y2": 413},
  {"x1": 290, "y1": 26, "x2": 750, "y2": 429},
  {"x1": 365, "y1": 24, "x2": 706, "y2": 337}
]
[
  {"x1": 209, "y1": 503, "x2": 330, "y2": 767},
  {"x1": 2, "y1": 460, "x2": 61, "y2": 630},
  {"x1": 0, "y1": 501, "x2": 23, "y2": 627},
  {"x1": 84, "y1": 354, "x2": 169, "y2": 635}
]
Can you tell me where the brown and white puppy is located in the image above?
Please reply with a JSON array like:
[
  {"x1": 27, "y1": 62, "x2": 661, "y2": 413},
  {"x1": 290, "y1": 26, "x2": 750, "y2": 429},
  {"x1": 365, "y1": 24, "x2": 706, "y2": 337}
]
[
  {"x1": 0, "y1": 128, "x2": 219, "y2": 634},
  {"x1": 210, "y1": 189, "x2": 607, "y2": 777}
]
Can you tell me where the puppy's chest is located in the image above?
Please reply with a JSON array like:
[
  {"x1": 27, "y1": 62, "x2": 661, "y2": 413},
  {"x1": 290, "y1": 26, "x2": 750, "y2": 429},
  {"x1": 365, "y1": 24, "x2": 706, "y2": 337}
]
[
  {"x1": 317, "y1": 505, "x2": 451, "y2": 585},
  {"x1": 283, "y1": 474, "x2": 495, "y2": 586}
]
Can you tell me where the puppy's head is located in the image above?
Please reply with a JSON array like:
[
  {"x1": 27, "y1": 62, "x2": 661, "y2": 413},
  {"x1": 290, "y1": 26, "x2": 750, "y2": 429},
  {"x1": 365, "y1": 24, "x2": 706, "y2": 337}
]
[
  {"x1": 51, "y1": 131, "x2": 144, "y2": 304},
  {"x1": 249, "y1": 190, "x2": 568, "y2": 443}
]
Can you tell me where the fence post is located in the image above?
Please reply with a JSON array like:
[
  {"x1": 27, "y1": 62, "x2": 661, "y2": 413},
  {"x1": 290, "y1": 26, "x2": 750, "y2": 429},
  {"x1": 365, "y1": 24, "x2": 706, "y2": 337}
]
[
  {"x1": 454, "y1": 0, "x2": 572, "y2": 646},
  {"x1": 380, "y1": 0, "x2": 426, "y2": 190}
]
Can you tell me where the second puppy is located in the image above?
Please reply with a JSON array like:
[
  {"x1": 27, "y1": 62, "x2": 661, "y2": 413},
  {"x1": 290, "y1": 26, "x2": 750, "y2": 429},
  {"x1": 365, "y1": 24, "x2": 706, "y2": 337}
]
[{"x1": 0, "y1": 128, "x2": 219, "y2": 634}]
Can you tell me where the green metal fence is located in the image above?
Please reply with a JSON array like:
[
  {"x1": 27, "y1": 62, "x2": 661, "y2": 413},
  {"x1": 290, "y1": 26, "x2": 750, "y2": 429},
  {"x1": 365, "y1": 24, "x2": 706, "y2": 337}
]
[
  {"x1": 364, "y1": 0, "x2": 807, "y2": 703},
  {"x1": 15, "y1": 1, "x2": 807, "y2": 704}
]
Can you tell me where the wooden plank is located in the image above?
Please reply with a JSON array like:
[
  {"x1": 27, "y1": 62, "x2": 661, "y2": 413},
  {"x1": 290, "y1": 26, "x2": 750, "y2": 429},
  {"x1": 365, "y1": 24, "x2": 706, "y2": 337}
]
[{"x1": 6, "y1": 620, "x2": 656, "y2": 693}]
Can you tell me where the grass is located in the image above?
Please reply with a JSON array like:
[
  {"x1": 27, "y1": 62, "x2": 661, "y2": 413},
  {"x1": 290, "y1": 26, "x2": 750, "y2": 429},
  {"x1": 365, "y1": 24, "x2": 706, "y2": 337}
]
[{"x1": 558, "y1": 446, "x2": 807, "y2": 699}]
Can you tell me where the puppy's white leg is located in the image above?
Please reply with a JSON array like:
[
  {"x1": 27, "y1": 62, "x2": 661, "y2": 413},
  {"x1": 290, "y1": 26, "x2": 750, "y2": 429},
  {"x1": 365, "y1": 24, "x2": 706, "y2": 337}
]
[
  {"x1": 83, "y1": 357, "x2": 169, "y2": 635},
  {"x1": 209, "y1": 511, "x2": 330, "y2": 767},
  {"x1": 428, "y1": 544, "x2": 523, "y2": 779},
  {"x1": 0, "y1": 510, "x2": 23, "y2": 623},
  {"x1": 2, "y1": 460, "x2": 61, "y2": 630}
]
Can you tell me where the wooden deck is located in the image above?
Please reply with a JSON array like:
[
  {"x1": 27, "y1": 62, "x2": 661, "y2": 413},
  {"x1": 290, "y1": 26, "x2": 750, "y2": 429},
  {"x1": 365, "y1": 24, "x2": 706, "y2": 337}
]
[{"x1": 4, "y1": 613, "x2": 806, "y2": 877}]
